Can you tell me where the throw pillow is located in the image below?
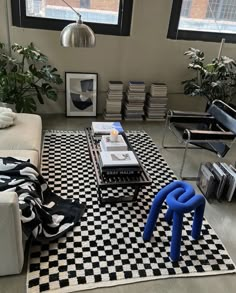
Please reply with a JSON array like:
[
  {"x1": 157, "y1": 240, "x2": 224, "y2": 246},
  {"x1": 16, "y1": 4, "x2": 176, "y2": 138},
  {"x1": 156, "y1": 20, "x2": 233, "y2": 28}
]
[{"x1": 0, "y1": 107, "x2": 16, "y2": 129}]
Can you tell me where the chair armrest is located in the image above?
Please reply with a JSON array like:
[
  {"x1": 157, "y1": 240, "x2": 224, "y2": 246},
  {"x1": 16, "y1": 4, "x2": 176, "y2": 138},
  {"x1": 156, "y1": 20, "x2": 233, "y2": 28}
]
[
  {"x1": 168, "y1": 110, "x2": 212, "y2": 117},
  {"x1": 183, "y1": 130, "x2": 236, "y2": 141},
  {"x1": 169, "y1": 116, "x2": 215, "y2": 124},
  {"x1": 0, "y1": 192, "x2": 24, "y2": 276}
]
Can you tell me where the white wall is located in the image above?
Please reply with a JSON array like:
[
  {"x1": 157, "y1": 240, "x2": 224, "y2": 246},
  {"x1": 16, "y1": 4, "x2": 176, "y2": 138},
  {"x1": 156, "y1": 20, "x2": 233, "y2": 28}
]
[{"x1": 1, "y1": 0, "x2": 236, "y2": 114}]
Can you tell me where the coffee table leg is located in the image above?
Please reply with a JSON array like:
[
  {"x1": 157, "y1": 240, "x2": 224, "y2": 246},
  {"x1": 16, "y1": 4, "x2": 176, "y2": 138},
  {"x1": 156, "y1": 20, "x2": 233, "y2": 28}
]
[
  {"x1": 98, "y1": 187, "x2": 101, "y2": 202},
  {"x1": 133, "y1": 186, "x2": 140, "y2": 201}
]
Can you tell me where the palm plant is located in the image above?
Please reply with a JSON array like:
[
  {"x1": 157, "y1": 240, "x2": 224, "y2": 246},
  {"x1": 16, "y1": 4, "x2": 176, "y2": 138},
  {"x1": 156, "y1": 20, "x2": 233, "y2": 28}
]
[
  {"x1": 182, "y1": 48, "x2": 236, "y2": 104},
  {"x1": 0, "y1": 42, "x2": 63, "y2": 113}
]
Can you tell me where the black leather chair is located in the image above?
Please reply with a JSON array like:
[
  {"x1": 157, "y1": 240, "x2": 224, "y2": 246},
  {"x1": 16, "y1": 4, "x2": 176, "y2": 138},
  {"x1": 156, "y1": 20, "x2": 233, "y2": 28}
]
[{"x1": 162, "y1": 100, "x2": 236, "y2": 179}]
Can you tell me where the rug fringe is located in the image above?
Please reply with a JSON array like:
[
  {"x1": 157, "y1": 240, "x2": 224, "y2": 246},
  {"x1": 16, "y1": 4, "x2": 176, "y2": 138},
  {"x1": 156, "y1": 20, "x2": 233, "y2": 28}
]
[
  {"x1": 28, "y1": 268, "x2": 236, "y2": 293},
  {"x1": 43, "y1": 130, "x2": 147, "y2": 135},
  {"x1": 43, "y1": 130, "x2": 86, "y2": 135}
]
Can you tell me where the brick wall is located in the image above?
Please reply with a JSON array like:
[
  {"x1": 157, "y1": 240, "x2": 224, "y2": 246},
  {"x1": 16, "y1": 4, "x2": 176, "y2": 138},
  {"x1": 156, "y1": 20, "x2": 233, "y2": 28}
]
[
  {"x1": 47, "y1": 1, "x2": 80, "y2": 8},
  {"x1": 46, "y1": 0, "x2": 118, "y2": 11},
  {"x1": 91, "y1": 0, "x2": 118, "y2": 11},
  {"x1": 190, "y1": 0, "x2": 209, "y2": 19}
]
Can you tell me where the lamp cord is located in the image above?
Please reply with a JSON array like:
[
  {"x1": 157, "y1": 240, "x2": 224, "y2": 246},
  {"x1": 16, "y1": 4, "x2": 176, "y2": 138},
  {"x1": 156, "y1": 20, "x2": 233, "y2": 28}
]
[{"x1": 61, "y1": 0, "x2": 82, "y2": 20}]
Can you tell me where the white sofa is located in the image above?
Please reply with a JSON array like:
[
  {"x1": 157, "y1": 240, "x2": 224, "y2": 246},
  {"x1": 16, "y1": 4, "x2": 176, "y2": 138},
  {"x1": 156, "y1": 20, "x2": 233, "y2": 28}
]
[{"x1": 0, "y1": 113, "x2": 42, "y2": 276}]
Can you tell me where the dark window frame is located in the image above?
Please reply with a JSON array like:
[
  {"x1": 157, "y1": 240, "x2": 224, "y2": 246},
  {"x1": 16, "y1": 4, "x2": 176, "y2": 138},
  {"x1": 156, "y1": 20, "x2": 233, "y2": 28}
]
[
  {"x1": 11, "y1": 0, "x2": 133, "y2": 36},
  {"x1": 167, "y1": 0, "x2": 236, "y2": 43}
]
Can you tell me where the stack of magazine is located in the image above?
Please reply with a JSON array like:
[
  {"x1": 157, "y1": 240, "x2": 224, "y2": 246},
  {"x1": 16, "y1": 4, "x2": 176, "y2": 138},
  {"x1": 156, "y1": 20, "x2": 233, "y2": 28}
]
[
  {"x1": 99, "y1": 150, "x2": 141, "y2": 176},
  {"x1": 104, "y1": 81, "x2": 124, "y2": 120},
  {"x1": 100, "y1": 135, "x2": 128, "y2": 152},
  {"x1": 144, "y1": 83, "x2": 168, "y2": 121},
  {"x1": 98, "y1": 133, "x2": 141, "y2": 176},
  {"x1": 197, "y1": 162, "x2": 236, "y2": 202},
  {"x1": 91, "y1": 122, "x2": 124, "y2": 139},
  {"x1": 123, "y1": 81, "x2": 146, "y2": 121}
]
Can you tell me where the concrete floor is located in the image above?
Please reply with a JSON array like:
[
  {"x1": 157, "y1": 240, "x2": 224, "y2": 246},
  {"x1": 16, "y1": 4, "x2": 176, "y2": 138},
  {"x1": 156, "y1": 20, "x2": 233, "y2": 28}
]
[{"x1": 0, "y1": 114, "x2": 236, "y2": 293}]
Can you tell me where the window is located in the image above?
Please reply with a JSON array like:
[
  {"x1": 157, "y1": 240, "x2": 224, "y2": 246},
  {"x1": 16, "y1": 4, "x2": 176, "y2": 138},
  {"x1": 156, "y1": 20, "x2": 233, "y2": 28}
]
[
  {"x1": 80, "y1": 0, "x2": 90, "y2": 9},
  {"x1": 167, "y1": 0, "x2": 236, "y2": 42},
  {"x1": 181, "y1": 0, "x2": 192, "y2": 17},
  {"x1": 11, "y1": 0, "x2": 133, "y2": 36}
]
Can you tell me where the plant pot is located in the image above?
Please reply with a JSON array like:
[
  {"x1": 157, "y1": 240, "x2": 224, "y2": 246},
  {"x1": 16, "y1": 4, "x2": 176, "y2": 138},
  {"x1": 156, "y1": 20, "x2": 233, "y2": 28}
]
[{"x1": 0, "y1": 102, "x2": 16, "y2": 112}]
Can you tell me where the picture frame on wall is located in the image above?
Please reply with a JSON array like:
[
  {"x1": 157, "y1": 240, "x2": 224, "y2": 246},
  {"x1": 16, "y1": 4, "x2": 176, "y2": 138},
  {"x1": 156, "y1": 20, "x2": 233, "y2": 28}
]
[{"x1": 65, "y1": 72, "x2": 98, "y2": 117}]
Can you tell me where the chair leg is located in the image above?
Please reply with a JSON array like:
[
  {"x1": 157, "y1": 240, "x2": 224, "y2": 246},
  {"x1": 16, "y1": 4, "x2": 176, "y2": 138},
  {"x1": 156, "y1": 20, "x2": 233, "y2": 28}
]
[
  {"x1": 179, "y1": 142, "x2": 189, "y2": 179},
  {"x1": 179, "y1": 142, "x2": 199, "y2": 181},
  {"x1": 161, "y1": 115, "x2": 169, "y2": 148},
  {"x1": 161, "y1": 117, "x2": 200, "y2": 150}
]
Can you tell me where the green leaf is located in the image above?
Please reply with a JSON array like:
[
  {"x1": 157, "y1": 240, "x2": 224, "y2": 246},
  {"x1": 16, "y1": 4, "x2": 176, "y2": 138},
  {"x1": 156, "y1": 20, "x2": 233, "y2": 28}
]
[
  {"x1": 15, "y1": 96, "x2": 37, "y2": 113},
  {"x1": 46, "y1": 89, "x2": 57, "y2": 101},
  {"x1": 31, "y1": 84, "x2": 44, "y2": 104},
  {"x1": 1, "y1": 41, "x2": 62, "y2": 110},
  {"x1": 41, "y1": 83, "x2": 58, "y2": 101}
]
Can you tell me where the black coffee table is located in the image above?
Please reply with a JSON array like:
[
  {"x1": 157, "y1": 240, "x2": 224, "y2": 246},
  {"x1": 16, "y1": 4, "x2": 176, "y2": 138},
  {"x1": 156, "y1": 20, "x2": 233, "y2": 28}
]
[{"x1": 85, "y1": 128, "x2": 152, "y2": 204}]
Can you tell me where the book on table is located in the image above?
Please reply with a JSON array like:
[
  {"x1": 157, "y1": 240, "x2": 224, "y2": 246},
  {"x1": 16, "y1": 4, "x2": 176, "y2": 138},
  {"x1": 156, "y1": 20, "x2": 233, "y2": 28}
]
[
  {"x1": 91, "y1": 122, "x2": 124, "y2": 139},
  {"x1": 100, "y1": 135, "x2": 128, "y2": 152},
  {"x1": 99, "y1": 150, "x2": 141, "y2": 175}
]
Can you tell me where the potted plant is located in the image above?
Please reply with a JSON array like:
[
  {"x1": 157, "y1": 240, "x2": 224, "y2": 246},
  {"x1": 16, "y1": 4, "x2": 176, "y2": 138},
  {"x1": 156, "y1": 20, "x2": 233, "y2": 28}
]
[
  {"x1": 182, "y1": 47, "x2": 236, "y2": 107},
  {"x1": 0, "y1": 42, "x2": 63, "y2": 113}
]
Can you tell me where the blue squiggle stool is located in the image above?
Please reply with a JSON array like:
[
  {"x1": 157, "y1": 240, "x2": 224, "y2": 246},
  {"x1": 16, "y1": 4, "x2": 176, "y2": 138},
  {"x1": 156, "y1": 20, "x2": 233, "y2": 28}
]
[{"x1": 143, "y1": 181, "x2": 205, "y2": 262}]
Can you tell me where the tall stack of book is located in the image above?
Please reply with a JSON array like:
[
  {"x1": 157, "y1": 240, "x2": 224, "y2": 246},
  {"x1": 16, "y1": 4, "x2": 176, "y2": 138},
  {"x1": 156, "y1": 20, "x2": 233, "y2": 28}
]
[
  {"x1": 144, "y1": 83, "x2": 168, "y2": 121},
  {"x1": 104, "y1": 81, "x2": 124, "y2": 120},
  {"x1": 123, "y1": 81, "x2": 146, "y2": 121}
]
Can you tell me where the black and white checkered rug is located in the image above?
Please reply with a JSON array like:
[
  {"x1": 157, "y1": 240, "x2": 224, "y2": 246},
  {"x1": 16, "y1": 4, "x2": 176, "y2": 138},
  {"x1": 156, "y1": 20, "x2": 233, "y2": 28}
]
[{"x1": 27, "y1": 131, "x2": 236, "y2": 293}]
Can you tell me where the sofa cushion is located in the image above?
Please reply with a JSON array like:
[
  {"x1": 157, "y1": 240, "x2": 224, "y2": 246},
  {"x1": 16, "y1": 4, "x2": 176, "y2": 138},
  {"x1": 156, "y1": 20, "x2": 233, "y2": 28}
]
[
  {"x1": 0, "y1": 150, "x2": 39, "y2": 168},
  {"x1": 0, "y1": 113, "x2": 42, "y2": 157}
]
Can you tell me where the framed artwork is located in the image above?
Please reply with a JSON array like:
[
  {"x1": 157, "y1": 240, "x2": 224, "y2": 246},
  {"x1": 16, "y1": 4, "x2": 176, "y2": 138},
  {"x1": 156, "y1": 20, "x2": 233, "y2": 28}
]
[{"x1": 65, "y1": 72, "x2": 98, "y2": 117}]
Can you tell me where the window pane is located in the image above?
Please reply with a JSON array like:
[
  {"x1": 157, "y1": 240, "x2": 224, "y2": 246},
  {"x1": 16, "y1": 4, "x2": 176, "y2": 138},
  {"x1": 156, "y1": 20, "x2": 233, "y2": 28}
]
[
  {"x1": 179, "y1": 0, "x2": 236, "y2": 34},
  {"x1": 25, "y1": 0, "x2": 120, "y2": 25}
]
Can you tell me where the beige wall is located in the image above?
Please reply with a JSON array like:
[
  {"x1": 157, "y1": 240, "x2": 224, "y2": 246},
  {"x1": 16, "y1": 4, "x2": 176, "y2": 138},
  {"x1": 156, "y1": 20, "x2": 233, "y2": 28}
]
[{"x1": 1, "y1": 0, "x2": 236, "y2": 114}]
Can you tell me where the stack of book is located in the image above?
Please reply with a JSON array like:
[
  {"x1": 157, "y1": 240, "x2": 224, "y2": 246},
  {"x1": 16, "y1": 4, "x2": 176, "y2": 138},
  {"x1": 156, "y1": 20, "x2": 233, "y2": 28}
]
[
  {"x1": 104, "y1": 81, "x2": 124, "y2": 120},
  {"x1": 91, "y1": 122, "x2": 124, "y2": 140},
  {"x1": 99, "y1": 149, "x2": 140, "y2": 176},
  {"x1": 144, "y1": 83, "x2": 168, "y2": 121},
  {"x1": 123, "y1": 81, "x2": 146, "y2": 121},
  {"x1": 197, "y1": 162, "x2": 236, "y2": 202},
  {"x1": 100, "y1": 135, "x2": 128, "y2": 152}
]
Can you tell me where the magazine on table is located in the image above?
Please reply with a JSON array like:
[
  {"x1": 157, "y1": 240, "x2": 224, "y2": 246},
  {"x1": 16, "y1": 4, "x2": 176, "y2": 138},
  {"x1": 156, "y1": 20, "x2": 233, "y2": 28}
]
[
  {"x1": 99, "y1": 151, "x2": 141, "y2": 175},
  {"x1": 100, "y1": 151, "x2": 139, "y2": 167},
  {"x1": 100, "y1": 135, "x2": 127, "y2": 152},
  {"x1": 91, "y1": 122, "x2": 124, "y2": 139}
]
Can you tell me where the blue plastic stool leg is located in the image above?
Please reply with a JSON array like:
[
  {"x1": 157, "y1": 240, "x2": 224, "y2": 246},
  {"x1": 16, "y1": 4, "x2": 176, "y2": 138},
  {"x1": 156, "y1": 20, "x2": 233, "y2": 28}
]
[
  {"x1": 170, "y1": 212, "x2": 183, "y2": 262},
  {"x1": 143, "y1": 185, "x2": 184, "y2": 241},
  {"x1": 143, "y1": 198, "x2": 163, "y2": 241},
  {"x1": 192, "y1": 201, "x2": 205, "y2": 239},
  {"x1": 164, "y1": 208, "x2": 173, "y2": 224}
]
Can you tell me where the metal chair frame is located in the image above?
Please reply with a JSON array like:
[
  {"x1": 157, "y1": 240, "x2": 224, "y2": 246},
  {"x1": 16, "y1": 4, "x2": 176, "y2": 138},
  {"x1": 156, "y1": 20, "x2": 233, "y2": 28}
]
[{"x1": 162, "y1": 100, "x2": 236, "y2": 180}]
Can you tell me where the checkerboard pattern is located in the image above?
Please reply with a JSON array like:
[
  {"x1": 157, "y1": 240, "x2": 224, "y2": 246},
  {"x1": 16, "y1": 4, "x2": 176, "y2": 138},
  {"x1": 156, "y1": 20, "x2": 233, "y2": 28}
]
[{"x1": 27, "y1": 131, "x2": 236, "y2": 293}]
